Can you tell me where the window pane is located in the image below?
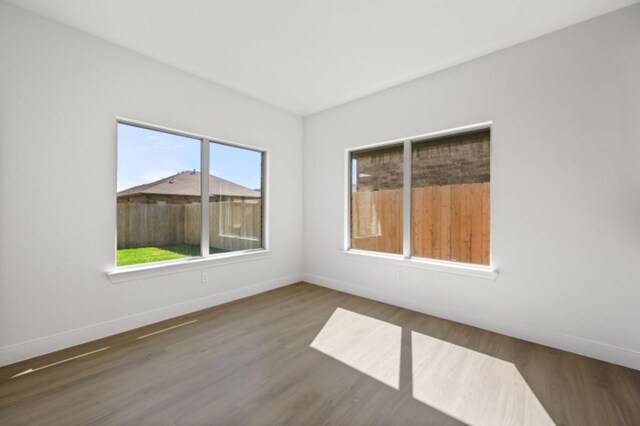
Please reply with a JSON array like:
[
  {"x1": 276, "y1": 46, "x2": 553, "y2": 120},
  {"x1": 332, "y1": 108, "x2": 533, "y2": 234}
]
[
  {"x1": 351, "y1": 145, "x2": 403, "y2": 255},
  {"x1": 209, "y1": 142, "x2": 263, "y2": 254},
  {"x1": 411, "y1": 129, "x2": 490, "y2": 265},
  {"x1": 117, "y1": 123, "x2": 201, "y2": 266}
]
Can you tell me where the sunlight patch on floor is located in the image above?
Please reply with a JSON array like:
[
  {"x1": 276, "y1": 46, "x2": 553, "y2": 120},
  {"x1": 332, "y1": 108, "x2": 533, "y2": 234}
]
[
  {"x1": 411, "y1": 331, "x2": 555, "y2": 426},
  {"x1": 310, "y1": 307, "x2": 401, "y2": 389}
]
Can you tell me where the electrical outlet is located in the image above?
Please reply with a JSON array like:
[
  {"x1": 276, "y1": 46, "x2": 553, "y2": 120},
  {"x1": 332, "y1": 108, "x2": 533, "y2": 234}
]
[
  {"x1": 201, "y1": 272, "x2": 209, "y2": 283},
  {"x1": 397, "y1": 271, "x2": 404, "y2": 282}
]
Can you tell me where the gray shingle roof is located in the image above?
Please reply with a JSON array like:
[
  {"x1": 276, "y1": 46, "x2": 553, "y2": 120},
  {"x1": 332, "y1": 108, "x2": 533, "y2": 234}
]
[{"x1": 118, "y1": 171, "x2": 260, "y2": 198}]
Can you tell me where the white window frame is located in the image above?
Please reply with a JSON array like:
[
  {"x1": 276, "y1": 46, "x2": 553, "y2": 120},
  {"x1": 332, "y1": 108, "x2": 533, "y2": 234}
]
[
  {"x1": 108, "y1": 118, "x2": 269, "y2": 283},
  {"x1": 344, "y1": 121, "x2": 497, "y2": 280}
]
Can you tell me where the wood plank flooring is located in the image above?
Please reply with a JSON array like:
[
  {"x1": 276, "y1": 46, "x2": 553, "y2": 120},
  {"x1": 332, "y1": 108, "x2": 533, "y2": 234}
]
[{"x1": 1, "y1": 282, "x2": 639, "y2": 425}]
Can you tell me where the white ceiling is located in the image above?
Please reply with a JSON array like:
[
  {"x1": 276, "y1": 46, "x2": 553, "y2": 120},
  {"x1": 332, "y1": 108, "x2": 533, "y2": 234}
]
[{"x1": 7, "y1": 0, "x2": 637, "y2": 115}]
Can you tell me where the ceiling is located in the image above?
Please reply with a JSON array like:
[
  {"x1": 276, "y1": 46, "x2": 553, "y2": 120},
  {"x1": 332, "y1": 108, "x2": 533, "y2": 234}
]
[{"x1": 7, "y1": 0, "x2": 637, "y2": 115}]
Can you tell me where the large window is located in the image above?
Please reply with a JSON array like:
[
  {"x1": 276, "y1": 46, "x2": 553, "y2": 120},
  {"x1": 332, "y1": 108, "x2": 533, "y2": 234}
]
[
  {"x1": 349, "y1": 127, "x2": 490, "y2": 266},
  {"x1": 209, "y1": 142, "x2": 263, "y2": 253},
  {"x1": 117, "y1": 122, "x2": 264, "y2": 267},
  {"x1": 351, "y1": 145, "x2": 403, "y2": 255}
]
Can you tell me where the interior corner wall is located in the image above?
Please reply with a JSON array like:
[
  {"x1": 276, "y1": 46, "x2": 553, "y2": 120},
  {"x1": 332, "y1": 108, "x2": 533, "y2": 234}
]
[
  {"x1": 0, "y1": 2, "x2": 303, "y2": 365},
  {"x1": 303, "y1": 4, "x2": 640, "y2": 370},
  {"x1": 1, "y1": 1, "x2": 639, "y2": 372}
]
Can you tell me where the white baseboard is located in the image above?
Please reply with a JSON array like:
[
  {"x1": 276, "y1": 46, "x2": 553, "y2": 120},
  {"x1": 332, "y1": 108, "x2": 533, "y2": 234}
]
[
  {"x1": 302, "y1": 273, "x2": 640, "y2": 371},
  {"x1": 5, "y1": 272, "x2": 638, "y2": 371},
  {"x1": 0, "y1": 273, "x2": 302, "y2": 367}
]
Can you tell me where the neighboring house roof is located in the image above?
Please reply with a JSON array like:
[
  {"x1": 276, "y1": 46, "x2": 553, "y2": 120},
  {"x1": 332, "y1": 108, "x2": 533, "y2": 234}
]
[{"x1": 118, "y1": 171, "x2": 260, "y2": 198}]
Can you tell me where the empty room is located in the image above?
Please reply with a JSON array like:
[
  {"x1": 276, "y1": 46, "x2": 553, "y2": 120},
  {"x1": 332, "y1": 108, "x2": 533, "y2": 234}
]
[{"x1": 1, "y1": 0, "x2": 639, "y2": 424}]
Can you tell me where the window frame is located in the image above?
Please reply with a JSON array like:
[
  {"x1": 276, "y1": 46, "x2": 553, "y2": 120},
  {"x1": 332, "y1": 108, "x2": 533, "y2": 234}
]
[
  {"x1": 345, "y1": 121, "x2": 497, "y2": 279},
  {"x1": 109, "y1": 118, "x2": 268, "y2": 281},
  {"x1": 350, "y1": 142, "x2": 404, "y2": 254}
]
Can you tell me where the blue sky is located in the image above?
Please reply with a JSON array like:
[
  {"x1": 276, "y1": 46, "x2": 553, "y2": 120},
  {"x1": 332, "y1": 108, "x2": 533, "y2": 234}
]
[{"x1": 117, "y1": 123, "x2": 262, "y2": 191}]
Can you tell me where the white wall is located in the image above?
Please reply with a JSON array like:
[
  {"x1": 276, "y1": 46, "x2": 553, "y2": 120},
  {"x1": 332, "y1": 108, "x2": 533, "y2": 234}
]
[
  {"x1": 303, "y1": 5, "x2": 640, "y2": 370},
  {"x1": 0, "y1": 2, "x2": 303, "y2": 365},
  {"x1": 2, "y1": 1, "x2": 639, "y2": 371}
]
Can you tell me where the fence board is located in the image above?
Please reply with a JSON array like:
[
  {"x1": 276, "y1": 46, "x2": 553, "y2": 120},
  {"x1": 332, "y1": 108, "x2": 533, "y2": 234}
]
[
  {"x1": 460, "y1": 184, "x2": 471, "y2": 263},
  {"x1": 471, "y1": 184, "x2": 483, "y2": 264},
  {"x1": 450, "y1": 186, "x2": 462, "y2": 262},
  {"x1": 440, "y1": 185, "x2": 451, "y2": 260},
  {"x1": 481, "y1": 183, "x2": 491, "y2": 265},
  {"x1": 432, "y1": 187, "x2": 442, "y2": 259}
]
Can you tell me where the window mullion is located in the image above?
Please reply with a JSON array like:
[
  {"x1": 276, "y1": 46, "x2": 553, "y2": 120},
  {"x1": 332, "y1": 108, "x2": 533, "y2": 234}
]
[
  {"x1": 402, "y1": 140, "x2": 412, "y2": 259},
  {"x1": 201, "y1": 139, "x2": 210, "y2": 257}
]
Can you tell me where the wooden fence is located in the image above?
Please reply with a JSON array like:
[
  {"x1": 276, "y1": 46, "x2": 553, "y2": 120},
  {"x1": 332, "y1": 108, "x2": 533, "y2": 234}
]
[
  {"x1": 351, "y1": 183, "x2": 490, "y2": 265},
  {"x1": 117, "y1": 200, "x2": 262, "y2": 251},
  {"x1": 351, "y1": 189, "x2": 404, "y2": 254}
]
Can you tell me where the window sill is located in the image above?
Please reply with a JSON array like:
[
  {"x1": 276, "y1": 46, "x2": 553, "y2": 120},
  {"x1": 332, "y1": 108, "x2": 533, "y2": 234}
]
[
  {"x1": 344, "y1": 249, "x2": 498, "y2": 280},
  {"x1": 107, "y1": 249, "x2": 271, "y2": 284}
]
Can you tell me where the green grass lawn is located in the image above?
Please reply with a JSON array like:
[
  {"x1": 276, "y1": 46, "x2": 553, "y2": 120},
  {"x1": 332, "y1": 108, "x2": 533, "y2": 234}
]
[{"x1": 117, "y1": 244, "x2": 228, "y2": 266}]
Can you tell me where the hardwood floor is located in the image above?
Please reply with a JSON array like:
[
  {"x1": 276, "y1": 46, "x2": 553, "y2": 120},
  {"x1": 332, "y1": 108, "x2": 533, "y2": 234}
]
[{"x1": 1, "y1": 282, "x2": 639, "y2": 425}]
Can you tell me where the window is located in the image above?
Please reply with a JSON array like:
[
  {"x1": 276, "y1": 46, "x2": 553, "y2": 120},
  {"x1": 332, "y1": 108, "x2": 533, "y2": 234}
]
[
  {"x1": 349, "y1": 126, "x2": 490, "y2": 266},
  {"x1": 209, "y1": 142, "x2": 263, "y2": 252},
  {"x1": 412, "y1": 129, "x2": 490, "y2": 264},
  {"x1": 351, "y1": 145, "x2": 403, "y2": 255},
  {"x1": 117, "y1": 122, "x2": 265, "y2": 267}
]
